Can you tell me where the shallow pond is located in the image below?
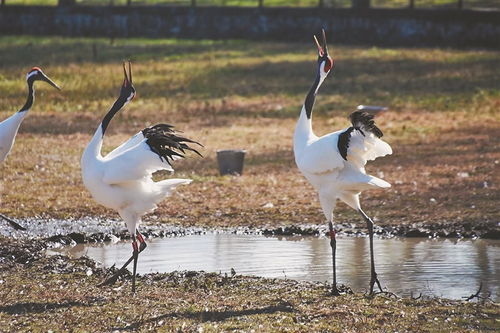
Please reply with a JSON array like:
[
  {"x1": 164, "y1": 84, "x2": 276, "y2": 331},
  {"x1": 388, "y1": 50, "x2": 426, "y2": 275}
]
[{"x1": 52, "y1": 234, "x2": 500, "y2": 301}]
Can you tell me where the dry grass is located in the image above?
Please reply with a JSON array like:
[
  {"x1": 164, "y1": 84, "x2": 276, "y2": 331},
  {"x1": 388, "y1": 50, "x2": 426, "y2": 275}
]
[
  {"x1": 1, "y1": 238, "x2": 498, "y2": 332},
  {"x1": 0, "y1": 36, "x2": 499, "y2": 231}
]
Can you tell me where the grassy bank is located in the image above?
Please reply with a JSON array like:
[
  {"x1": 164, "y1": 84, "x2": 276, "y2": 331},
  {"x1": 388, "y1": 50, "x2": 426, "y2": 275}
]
[
  {"x1": 0, "y1": 238, "x2": 498, "y2": 332},
  {"x1": 0, "y1": 36, "x2": 499, "y2": 231}
]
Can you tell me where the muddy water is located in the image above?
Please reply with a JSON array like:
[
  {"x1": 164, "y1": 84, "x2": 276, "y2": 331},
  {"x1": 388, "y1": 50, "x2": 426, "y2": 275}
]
[{"x1": 53, "y1": 234, "x2": 500, "y2": 300}]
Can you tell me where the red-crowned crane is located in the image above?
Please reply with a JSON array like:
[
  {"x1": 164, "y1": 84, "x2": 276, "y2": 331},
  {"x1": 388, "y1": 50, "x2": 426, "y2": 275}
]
[
  {"x1": 293, "y1": 30, "x2": 392, "y2": 295},
  {"x1": 0, "y1": 67, "x2": 60, "y2": 231},
  {"x1": 81, "y1": 62, "x2": 202, "y2": 293}
]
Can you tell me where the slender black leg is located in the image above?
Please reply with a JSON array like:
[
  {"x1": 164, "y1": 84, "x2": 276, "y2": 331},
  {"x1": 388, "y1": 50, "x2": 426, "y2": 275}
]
[
  {"x1": 98, "y1": 235, "x2": 147, "y2": 288},
  {"x1": 0, "y1": 213, "x2": 26, "y2": 231},
  {"x1": 359, "y1": 209, "x2": 383, "y2": 294},
  {"x1": 329, "y1": 221, "x2": 340, "y2": 296},
  {"x1": 132, "y1": 248, "x2": 139, "y2": 294}
]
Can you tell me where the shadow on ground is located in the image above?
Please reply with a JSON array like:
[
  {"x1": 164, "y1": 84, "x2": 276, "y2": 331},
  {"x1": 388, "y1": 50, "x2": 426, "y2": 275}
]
[{"x1": 114, "y1": 302, "x2": 294, "y2": 331}]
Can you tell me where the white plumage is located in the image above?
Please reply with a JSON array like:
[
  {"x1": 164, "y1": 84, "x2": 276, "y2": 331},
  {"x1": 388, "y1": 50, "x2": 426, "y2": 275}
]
[
  {"x1": 0, "y1": 67, "x2": 60, "y2": 230},
  {"x1": 81, "y1": 126, "x2": 192, "y2": 236},
  {"x1": 295, "y1": 117, "x2": 392, "y2": 213},
  {"x1": 0, "y1": 67, "x2": 60, "y2": 163},
  {"x1": 293, "y1": 30, "x2": 392, "y2": 295},
  {"x1": 0, "y1": 112, "x2": 28, "y2": 164},
  {"x1": 81, "y1": 62, "x2": 201, "y2": 292}
]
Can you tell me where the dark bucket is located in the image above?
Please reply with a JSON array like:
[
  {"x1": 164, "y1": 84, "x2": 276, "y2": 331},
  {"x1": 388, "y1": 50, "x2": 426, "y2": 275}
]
[{"x1": 216, "y1": 150, "x2": 246, "y2": 176}]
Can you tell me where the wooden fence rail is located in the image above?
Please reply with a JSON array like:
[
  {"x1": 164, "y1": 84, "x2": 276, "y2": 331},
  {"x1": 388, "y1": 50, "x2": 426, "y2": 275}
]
[{"x1": 0, "y1": 0, "x2": 479, "y2": 9}]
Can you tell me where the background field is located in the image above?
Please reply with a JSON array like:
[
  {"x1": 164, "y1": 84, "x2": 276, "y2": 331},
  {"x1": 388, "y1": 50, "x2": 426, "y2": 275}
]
[{"x1": 0, "y1": 36, "x2": 499, "y2": 230}]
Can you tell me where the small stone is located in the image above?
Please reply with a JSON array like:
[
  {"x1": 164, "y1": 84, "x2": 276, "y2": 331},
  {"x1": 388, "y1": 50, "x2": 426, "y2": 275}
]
[{"x1": 262, "y1": 202, "x2": 274, "y2": 208}]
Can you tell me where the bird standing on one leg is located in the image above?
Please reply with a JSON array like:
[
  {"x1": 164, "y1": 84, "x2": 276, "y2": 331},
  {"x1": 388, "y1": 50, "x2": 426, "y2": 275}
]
[
  {"x1": 293, "y1": 30, "x2": 392, "y2": 295},
  {"x1": 81, "y1": 62, "x2": 202, "y2": 293},
  {"x1": 0, "y1": 67, "x2": 60, "y2": 230}
]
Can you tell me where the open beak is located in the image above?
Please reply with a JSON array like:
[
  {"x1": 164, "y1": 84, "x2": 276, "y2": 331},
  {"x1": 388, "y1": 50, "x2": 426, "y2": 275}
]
[
  {"x1": 321, "y1": 29, "x2": 329, "y2": 57},
  {"x1": 123, "y1": 61, "x2": 133, "y2": 87},
  {"x1": 313, "y1": 28, "x2": 329, "y2": 57},
  {"x1": 313, "y1": 34, "x2": 324, "y2": 57},
  {"x1": 41, "y1": 73, "x2": 61, "y2": 90}
]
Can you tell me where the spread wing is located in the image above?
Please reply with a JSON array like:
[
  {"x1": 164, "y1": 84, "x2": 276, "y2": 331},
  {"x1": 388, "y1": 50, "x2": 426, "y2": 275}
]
[
  {"x1": 101, "y1": 124, "x2": 202, "y2": 185},
  {"x1": 102, "y1": 140, "x2": 173, "y2": 185},
  {"x1": 339, "y1": 111, "x2": 392, "y2": 169},
  {"x1": 295, "y1": 131, "x2": 345, "y2": 175},
  {"x1": 296, "y1": 111, "x2": 392, "y2": 176},
  {"x1": 104, "y1": 131, "x2": 144, "y2": 161},
  {"x1": 344, "y1": 130, "x2": 392, "y2": 169}
]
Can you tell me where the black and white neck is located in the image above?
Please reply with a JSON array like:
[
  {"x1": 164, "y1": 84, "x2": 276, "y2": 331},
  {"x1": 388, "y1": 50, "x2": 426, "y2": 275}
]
[
  {"x1": 83, "y1": 62, "x2": 136, "y2": 159},
  {"x1": 303, "y1": 61, "x2": 330, "y2": 120},
  {"x1": 100, "y1": 62, "x2": 136, "y2": 137},
  {"x1": 100, "y1": 92, "x2": 134, "y2": 137},
  {"x1": 18, "y1": 76, "x2": 37, "y2": 113}
]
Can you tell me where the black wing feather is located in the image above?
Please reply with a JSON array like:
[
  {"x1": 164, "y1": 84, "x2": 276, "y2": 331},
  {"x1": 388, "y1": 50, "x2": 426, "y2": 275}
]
[
  {"x1": 337, "y1": 111, "x2": 383, "y2": 161},
  {"x1": 142, "y1": 124, "x2": 203, "y2": 165},
  {"x1": 337, "y1": 127, "x2": 354, "y2": 161},
  {"x1": 349, "y1": 111, "x2": 383, "y2": 138}
]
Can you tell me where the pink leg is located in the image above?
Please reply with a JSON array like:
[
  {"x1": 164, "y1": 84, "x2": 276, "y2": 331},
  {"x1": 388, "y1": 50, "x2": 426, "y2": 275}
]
[{"x1": 136, "y1": 231, "x2": 147, "y2": 252}]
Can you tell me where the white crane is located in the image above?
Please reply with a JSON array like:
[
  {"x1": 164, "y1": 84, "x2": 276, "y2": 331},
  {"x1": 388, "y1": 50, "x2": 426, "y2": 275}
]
[
  {"x1": 293, "y1": 30, "x2": 392, "y2": 295},
  {"x1": 81, "y1": 62, "x2": 202, "y2": 293},
  {"x1": 0, "y1": 67, "x2": 60, "y2": 231}
]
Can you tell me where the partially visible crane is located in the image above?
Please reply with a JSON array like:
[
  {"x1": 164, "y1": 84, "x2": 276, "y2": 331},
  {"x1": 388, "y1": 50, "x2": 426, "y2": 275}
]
[{"x1": 0, "y1": 67, "x2": 60, "y2": 230}]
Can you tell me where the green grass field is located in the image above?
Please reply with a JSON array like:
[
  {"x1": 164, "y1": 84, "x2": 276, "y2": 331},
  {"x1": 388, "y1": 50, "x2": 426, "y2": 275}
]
[
  {"x1": 0, "y1": 36, "x2": 499, "y2": 229},
  {"x1": 0, "y1": 36, "x2": 499, "y2": 332},
  {"x1": 3, "y1": 0, "x2": 500, "y2": 9}
]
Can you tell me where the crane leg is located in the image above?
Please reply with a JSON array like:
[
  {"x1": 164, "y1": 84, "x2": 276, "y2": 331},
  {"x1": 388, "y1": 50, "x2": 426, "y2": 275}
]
[
  {"x1": 359, "y1": 209, "x2": 383, "y2": 294},
  {"x1": 329, "y1": 221, "x2": 340, "y2": 296},
  {"x1": 0, "y1": 213, "x2": 27, "y2": 231},
  {"x1": 131, "y1": 240, "x2": 139, "y2": 294},
  {"x1": 98, "y1": 232, "x2": 147, "y2": 288},
  {"x1": 136, "y1": 231, "x2": 147, "y2": 252}
]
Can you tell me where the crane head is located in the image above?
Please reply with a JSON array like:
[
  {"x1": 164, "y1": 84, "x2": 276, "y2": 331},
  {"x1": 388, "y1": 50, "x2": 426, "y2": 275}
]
[
  {"x1": 120, "y1": 61, "x2": 136, "y2": 103},
  {"x1": 26, "y1": 67, "x2": 61, "y2": 90},
  {"x1": 313, "y1": 29, "x2": 334, "y2": 76}
]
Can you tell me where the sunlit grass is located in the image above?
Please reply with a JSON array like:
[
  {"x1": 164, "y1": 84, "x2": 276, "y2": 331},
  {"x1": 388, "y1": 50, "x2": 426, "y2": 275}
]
[{"x1": 0, "y1": 36, "x2": 499, "y2": 228}]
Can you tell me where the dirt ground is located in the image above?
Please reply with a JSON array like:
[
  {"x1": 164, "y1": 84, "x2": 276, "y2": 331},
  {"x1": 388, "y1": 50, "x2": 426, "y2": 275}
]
[
  {"x1": 0, "y1": 38, "x2": 499, "y2": 235},
  {"x1": 1, "y1": 237, "x2": 498, "y2": 332},
  {"x1": 0, "y1": 37, "x2": 499, "y2": 332}
]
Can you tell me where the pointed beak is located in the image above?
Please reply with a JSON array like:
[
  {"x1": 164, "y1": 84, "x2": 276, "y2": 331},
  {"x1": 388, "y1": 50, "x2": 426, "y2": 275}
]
[
  {"x1": 41, "y1": 73, "x2": 61, "y2": 90},
  {"x1": 321, "y1": 28, "x2": 329, "y2": 57},
  {"x1": 123, "y1": 61, "x2": 133, "y2": 86},
  {"x1": 129, "y1": 61, "x2": 133, "y2": 84},
  {"x1": 313, "y1": 34, "x2": 324, "y2": 57},
  {"x1": 314, "y1": 29, "x2": 330, "y2": 57}
]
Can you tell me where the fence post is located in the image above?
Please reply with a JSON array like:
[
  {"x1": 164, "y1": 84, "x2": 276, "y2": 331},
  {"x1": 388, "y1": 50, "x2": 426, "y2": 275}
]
[
  {"x1": 457, "y1": 0, "x2": 463, "y2": 9},
  {"x1": 192, "y1": 0, "x2": 196, "y2": 6},
  {"x1": 258, "y1": 0, "x2": 263, "y2": 8},
  {"x1": 318, "y1": 0, "x2": 324, "y2": 7},
  {"x1": 127, "y1": 0, "x2": 131, "y2": 5},
  {"x1": 409, "y1": 0, "x2": 414, "y2": 9},
  {"x1": 1, "y1": 0, "x2": 5, "y2": 7}
]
